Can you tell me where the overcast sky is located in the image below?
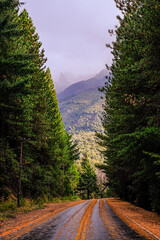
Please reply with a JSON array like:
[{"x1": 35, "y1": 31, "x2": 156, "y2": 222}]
[{"x1": 21, "y1": 0, "x2": 120, "y2": 82}]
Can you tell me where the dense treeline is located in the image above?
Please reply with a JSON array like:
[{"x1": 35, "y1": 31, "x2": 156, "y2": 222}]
[
  {"x1": 0, "y1": 0, "x2": 79, "y2": 203},
  {"x1": 59, "y1": 87, "x2": 105, "y2": 165},
  {"x1": 98, "y1": 0, "x2": 160, "y2": 212},
  {"x1": 78, "y1": 153, "x2": 98, "y2": 199}
]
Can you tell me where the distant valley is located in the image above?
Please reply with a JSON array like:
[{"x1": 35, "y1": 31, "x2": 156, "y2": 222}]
[{"x1": 57, "y1": 70, "x2": 107, "y2": 165}]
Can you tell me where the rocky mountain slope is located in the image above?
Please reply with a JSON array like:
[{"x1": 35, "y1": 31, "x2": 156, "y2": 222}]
[{"x1": 57, "y1": 69, "x2": 107, "y2": 165}]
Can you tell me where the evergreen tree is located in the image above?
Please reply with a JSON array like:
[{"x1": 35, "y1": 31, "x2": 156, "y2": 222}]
[
  {"x1": 18, "y1": 10, "x2": 70, "y2": 199},
  {"x1": 63, "y1": 132, "x2": 79, "y2": 196},
  {"x1": 78, "y1": 154, "x2": 98, "y2": 199},
  {"x1": 0, "y1": 0, "x2": 35, "y2": 198},
  {"x1": 98, "y1": 0, "x2": 160, "y2": 212},
  {"x1": 0, "y1": 5, "x2": 79, "y2": 201}
]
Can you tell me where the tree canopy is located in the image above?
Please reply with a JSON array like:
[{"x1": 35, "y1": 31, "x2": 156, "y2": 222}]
[
  {"x1": 98, "y1": 0, "x2": 160, "y2": 212},
  {"x1": 0, "y1": 1, "x2": 79, "y2": 204},
  {"x1": 78, "y1": 153, "x2": 98, "y2": 199}
]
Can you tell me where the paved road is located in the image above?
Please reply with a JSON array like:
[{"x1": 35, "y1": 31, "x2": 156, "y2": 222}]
[{"x1": 2, "y1": 199, "x2": 147, "y2": 240}]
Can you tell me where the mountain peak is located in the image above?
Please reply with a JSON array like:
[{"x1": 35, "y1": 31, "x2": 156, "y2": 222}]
[
  {"x1": 96, "y1": 69, "x2": 108, "y2": 77},
  {"x1": 57, "y1": 69, "x2": 108, "y2": 101}
]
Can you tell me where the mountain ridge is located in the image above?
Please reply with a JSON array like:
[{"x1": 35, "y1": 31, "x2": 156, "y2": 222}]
[
  {"x1": 57, "y1": 69, "x2": 107, "y2": 102},
  {"x1": 58, "y1": 69, "x2": 107, "y2": 164}
]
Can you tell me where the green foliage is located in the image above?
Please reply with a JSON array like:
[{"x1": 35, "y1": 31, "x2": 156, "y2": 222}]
[
  {"x1": 0, "y1": 195, "x2": 43, "y2": 221},
  {"x1": 59, "y1": 88, "x2": 104, "y2": 133},
  {"x1": 72, "y1": 131, "x2": 104, "y2": 166},
  {"x1": 0, "y1": 144, "x2": 18, "y2": 198},
  {"x1": 98, "y1": 0, "x2": 160, "y2": 212},
  {"x1": 59, "y1": 87, "x2": 105, "y2": 165},
  {"x1": 0, "y1": 1, "x2": 34, "y2": 144},
  {"x1": 0, "y1": 194, "x2": 80, "y2": 221},
  {"x1": 0, "y1": 2, "x2": 79, "y2": 204},
  {"x1": 78, "y1": 153, "x2": 98, "y2": 199},
  {"x1": 0, "y1": 0, "x2": 35, "y2": 200}
]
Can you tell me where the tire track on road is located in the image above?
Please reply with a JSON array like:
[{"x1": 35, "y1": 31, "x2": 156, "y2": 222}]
[
  {"x1": 75, "y1": 199, "x2": 97, "y2": 240},
  {"x1": 105, "y1": 199, "x2": 160, "y2": 240},
  {"x1": 54, "y1": 200, "x2": 90, "y2": 240},
  {"x1": 99, "y1": 199, "x2": 146, "y2": 240},
  {"x1": 0, "y1": 201, "x2": 84, "y2": 240}
]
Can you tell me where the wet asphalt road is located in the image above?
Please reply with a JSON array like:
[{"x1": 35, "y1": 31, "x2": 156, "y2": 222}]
[{"x1": 4, "y1": 199, "x2": 147, "y2": 240}]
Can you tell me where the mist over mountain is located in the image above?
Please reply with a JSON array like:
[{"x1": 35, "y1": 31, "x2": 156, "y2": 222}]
[
  {"x1": 54, "y1": 72, "x2": 97, "y2": 94},
  {"x1": 57, "y1": 69, "x2": 107, "y2": 101},
  {"x1": 54, "y1": 73, "x2": 73, "y2": 93},
  {"x1": 58, "y1": 69, "x2": 108, "y2": 164}
]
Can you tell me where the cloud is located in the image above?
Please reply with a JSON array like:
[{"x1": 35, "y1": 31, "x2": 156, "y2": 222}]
[{"x1": 23, "y1": 0, "x2": 120, "y2": 80}]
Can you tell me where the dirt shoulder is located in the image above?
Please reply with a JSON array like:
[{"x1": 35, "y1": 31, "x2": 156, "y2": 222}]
[
  {"x1": 106, "y1": 198, "x2": 160, "y2": 240},
  {"x1": 0, "y1": 200, "x2": 84, "y2": 239},
  {"x1": 1, "y1": 198, "x2": 160, "y2": 240}
]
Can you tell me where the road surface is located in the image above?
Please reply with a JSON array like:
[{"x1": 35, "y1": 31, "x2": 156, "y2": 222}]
[{"x1": 1, "y1": 199, "x2": 147, "y2": 240}]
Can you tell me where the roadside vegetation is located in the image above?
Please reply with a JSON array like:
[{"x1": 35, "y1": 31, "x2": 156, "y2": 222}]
[
  {"x1": 0, "y1": 1, "x2": 102, "y2": 215},
  {"x1": 97, "y1": 0, "x2": 160, "y2": 213},
  {"x1": 0, "y1": 0, "x2": 81, "y2": 211},
  {"x1": 0, "y1": 194, "x2": 81, "y2": 221},
  {"x1": 1, "y1": 0, "x2": 159, "y2": 220},
  {"x1": 58, "y1": 88, "x2": 105, "y2": 165}
]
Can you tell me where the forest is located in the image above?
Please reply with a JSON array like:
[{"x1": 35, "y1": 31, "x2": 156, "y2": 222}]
[
  {"x1": 0, "y1": 0, "x2": 99, "y2": 213},
  {"x1": 97, "y1": 0, "x2": 160, "y2": 213},
  {"x1": 58, "y1": 86, "x2": 105, "y2": 165},
  {"x1": 0, "y1": 0, "x2": 160, "y2": 217}
]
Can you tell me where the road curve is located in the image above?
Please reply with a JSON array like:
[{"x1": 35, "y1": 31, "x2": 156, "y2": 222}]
[{"x1": 1, "y1": 199, "x2": 147, "y2": 240}]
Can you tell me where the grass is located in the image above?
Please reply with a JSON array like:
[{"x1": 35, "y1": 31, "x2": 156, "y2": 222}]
[
  {"x1": 0, "y1": 194, "x2": 81, "y2": 222},
  {"x1": 0, "y1": 195, "x2": 45, "y2": 222}
]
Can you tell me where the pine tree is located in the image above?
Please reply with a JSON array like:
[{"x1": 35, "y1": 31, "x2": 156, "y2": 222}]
[
  {"x1": 0, "y1": 0, "x2": 35, "y2": 198},
  {"x1": 78, "y1": 154, "x2": 98, "y2": 199},
  {"x1": 98, "y1": 0, "x2": 160, "y2": 212},
  {"x1": 63, "y1": 132, "x2": 79, "y2": 195},
  {"x1": 0, "y1": 4, "x2": 83, "y2": 202}
]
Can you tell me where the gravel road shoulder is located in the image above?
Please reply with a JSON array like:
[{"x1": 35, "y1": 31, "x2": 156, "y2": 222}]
[
  {"x1": 0, "y1": 200, "x2": 84, "y2": 239},
  {"x1": 1, "y1": 198, "x2": 160, "y2": 240},
  {"x1": 106, "y1": 198, "x2": 160, "y2": 240}
]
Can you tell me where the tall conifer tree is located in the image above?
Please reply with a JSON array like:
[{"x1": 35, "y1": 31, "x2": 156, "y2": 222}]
[
  {"x1": 0, "y1": 0, "x2": 35, "y2": 197},
  {"x1": 98, "y1": 0, "x2": 160, "y2": 212},
  {"x1": 0, "y1": 4, "x2": 80, "y2": 201},
  {"x1": 78, "y1": 153, "x2": 98, "y2": 199}
]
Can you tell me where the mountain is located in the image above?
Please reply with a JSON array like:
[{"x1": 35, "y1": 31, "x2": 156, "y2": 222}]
[
  {"x1": 57, "y1": 70, "x2": 107, "y2": 165},
  {"x1": 54, "y1": 73, "x2": 72, "y2": 94},
  {"x1": 55, "y1": 72, "x2": 97, "y2": 94},
  {"x1": 57, "y1": 69, "x2": 107, "y2": 101}
]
